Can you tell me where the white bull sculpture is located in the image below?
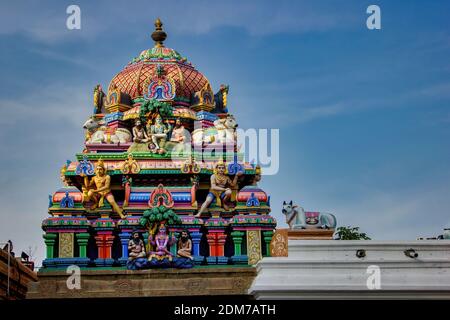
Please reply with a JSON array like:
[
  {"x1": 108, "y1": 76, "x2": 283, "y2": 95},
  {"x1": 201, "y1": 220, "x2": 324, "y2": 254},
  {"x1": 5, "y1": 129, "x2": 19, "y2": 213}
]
[
  {"x1": 83, "y1": 118, "x2": 132, "y2": 144},
  {"x1": 192, "y1": 115, "x2": 238, "y2": 144},
  {"x1": 281, "y1": 200, "x2": 337, "y2": 229}
]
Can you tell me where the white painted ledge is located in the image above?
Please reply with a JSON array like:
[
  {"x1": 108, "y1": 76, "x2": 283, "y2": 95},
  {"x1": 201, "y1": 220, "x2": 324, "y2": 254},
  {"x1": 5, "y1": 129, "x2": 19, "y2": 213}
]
[{"x1": 249, "y1": 240, "x2": 450, "y2": 300}]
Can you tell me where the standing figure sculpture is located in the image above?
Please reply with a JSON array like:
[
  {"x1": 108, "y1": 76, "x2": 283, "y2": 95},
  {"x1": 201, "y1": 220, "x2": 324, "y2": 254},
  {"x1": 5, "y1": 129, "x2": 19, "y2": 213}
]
[
  {"x1": 177, "y1": 229, "x2": 193, "y2": 260},
  {"x1": 194, "y1": 161, "x2": 242, "y2": 217},
  {"x1": 82, "y1": 159, "x2": 125, "y2": 218},
  {"x1": 147, "y1": 114, "x2": 171, "y2": 154}
]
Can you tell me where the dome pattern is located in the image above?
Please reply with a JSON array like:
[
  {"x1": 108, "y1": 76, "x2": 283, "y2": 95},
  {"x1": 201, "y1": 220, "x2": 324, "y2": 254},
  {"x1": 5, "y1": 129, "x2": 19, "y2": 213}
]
[{"x1": 108, "y1": 42, "x2": 209, "y2": 107}]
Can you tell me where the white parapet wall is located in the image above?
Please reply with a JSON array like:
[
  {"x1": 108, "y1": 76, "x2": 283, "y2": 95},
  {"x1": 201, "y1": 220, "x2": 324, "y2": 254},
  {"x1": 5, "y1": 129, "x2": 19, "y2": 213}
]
[{"x1": 249, "y1": 240, "x2": 450, "y2": 299}]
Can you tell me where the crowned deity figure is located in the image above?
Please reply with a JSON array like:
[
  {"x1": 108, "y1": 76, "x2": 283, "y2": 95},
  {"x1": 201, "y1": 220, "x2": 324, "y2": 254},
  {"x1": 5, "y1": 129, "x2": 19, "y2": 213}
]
[
  {"x1": 177, "y1": 229, "x2": 193, "y2": 260},
  {"x1": 83, "y1": 159, "x2": 125, "y2": 218},
  {"x1": 128, "y1": 231, "x2": 146, "y2": 260},
  {"x1": 148, "y1": 224, "x2": 175, "y2": 261},
  {"x1": 147, "y1": 114, "x2": 171, "y2": 153},
  {"x1": 194, "y1": 161, "x2": 242, "y2": 217}
]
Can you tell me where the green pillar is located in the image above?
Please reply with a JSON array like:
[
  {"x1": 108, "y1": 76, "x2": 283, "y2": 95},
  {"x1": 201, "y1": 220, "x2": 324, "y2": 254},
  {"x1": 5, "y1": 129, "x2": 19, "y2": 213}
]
[
  {"x1": 231, "y1": 231, "x2": 245, "y2": 256},
  {"x1": 170, "y1": 232, "x2": 179, "y2": 255},
  {"x1": 43, "y1": 233, "x2": 57, "y2": 259},
  {"x1": 76, "y1": 233, "x2": 90, "y2": 258},
  {"x1": 263, "y1": 231, "x2": 274, "y2": 257}
]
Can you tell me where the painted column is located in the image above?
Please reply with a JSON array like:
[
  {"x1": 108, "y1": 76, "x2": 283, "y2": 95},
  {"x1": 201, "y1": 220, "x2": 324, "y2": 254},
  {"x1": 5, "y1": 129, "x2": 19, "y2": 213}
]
[
  {"x1": 94, "y1": 232, "x2": 115, "y2": 266},
  {"x1": 170, "y1": 231, "x2": 178, "y2": 256},
  {"x1": 206, "y1": 233, "x2": 217, "y2": 256},
  {"x1": 43, "y1": 233, "x2": 57, "y2": 259},
  {"x1": 231, "y1": 231, "x2": 247, "y2": 264},
  {"x1": 119, "y1": 232, "x2": 130, "y2": 264},
  {"x1": 76, "y1": 233, "x2": 90, "y2": 258},
  {"x1": 263, "y1": 230, "x2": 274, "y2": 257},
  {"x1": 231, "y1": 231, "x2": 245, "y2": 256},
  {"x1": 104, "y1": 234, "x2": 115, "y2": 259},
  {"x1": 191, "y1": 231, "x2": 203, "y2": 265},
  {"x1": 216, "y1": 233, "x2": 228, "y2": 264},
  {"x1": 206, "y1": 232, "x2": 217, "y2": 264},
  {"x1": 191, "y1": 231, "x2": 202, "y2": 256},
  {"x1": 95, "y1": 235, "x2": 105, "y2": 259}
]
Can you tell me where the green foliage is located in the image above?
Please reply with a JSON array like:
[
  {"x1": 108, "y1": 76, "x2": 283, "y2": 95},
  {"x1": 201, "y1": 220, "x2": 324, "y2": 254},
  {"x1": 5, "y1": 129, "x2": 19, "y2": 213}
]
[
  {"x1": 139, "y1": 205, "x2": 181, "y2": 228},
  {"x1": 334, "y1": 226, "x2": 371, "y2": 240},
  {"x1": 139, "y1": 99, "x2": 173, "y2": 121}
]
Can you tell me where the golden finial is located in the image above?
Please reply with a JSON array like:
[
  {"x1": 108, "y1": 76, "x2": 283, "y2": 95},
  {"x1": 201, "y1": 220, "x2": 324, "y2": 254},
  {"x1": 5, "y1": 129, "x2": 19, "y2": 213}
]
[{"x1": 151, "y1": 17, "x2": 167, "y2": 48}]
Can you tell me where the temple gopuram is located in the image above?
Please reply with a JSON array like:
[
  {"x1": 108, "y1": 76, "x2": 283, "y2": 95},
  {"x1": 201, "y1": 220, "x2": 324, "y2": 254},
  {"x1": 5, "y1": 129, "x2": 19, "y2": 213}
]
[{"x1": 28, "y1": 19, "x2": 276, "y2": 298}]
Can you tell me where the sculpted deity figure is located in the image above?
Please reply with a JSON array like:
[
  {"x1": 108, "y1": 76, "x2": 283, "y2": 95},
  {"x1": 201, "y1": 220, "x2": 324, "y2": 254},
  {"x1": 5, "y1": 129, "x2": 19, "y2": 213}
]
[
  {"x1": 170, "y1": 118, "x2": 187, "y2": 143},
  {"x1": 194, "y1": 161, "x2": 242, "y2": 217},
  {"x1": 128, "y1": 231, "x2": 146, "y2": 260},
  {"x1": 177, "y1": 229, "x2": 193, "y2": 260},
  {"x1": 147, "y1": 114, "x2": 171, "y2": 153},
  {"x1": 83, "y1": 159, "x2": 125, "y2": 218},
  {"x1": 128, "y1": 119, "x2": 150, "y2": 152},
  {"x1": 148, "y1": 224, "x2": 175, "y2": 261}
]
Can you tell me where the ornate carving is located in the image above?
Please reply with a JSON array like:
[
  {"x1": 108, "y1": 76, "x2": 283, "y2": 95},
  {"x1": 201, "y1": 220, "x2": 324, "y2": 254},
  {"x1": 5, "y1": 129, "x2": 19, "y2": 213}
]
[
  {"x1": 246, "y1": 230, "x2": 262, "y2": 265},
  {"x1": 59, "y1": 233, "x2": 74, "y2": 258},
  {"x1": 270, "y1": 229, "x2": 288, "y2": 257},
  {"x1": 148, "y1": 184, "x2": 174, "y2": 208},
  {"x1": 121, "y1": 153, "x2": 140, "y2": 174}
]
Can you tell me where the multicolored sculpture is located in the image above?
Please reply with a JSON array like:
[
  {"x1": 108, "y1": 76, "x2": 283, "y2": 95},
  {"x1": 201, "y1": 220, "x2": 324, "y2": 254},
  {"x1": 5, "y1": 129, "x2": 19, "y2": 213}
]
[
  {"x1": 41, "y1": 18, "x2": 276, "y2": 270},
  {"x1": 281, "y1": 200, "x2": 337, "y2": 229}
]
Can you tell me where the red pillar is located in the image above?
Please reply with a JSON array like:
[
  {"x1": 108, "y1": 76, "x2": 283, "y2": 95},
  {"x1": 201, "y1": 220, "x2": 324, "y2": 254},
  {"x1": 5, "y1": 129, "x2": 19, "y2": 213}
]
[
  {"x1": 95, "y1": 232, "x2": 114, "y2": 259},
  {"x1": 206, "y1": 231, "x2": 226, "y2": 257}
]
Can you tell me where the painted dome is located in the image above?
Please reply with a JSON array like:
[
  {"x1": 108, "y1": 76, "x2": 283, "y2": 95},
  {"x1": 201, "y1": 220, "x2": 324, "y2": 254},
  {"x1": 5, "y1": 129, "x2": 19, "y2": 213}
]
[{"x1": 108, "y1": 19, "x2": 209, "y2": 107}]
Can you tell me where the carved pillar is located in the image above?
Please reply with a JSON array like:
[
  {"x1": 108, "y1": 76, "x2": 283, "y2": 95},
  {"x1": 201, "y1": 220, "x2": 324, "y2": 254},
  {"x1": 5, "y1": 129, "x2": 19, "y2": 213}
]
[
  {"x1": 76, "y1": 233, "x2": 90, "y2": 258},
  {"x1": 170, "y1": 231, "x2": 178, "y2": 256},
  {"x1": 206, "y1": 233, "x2": 217, "y2": 256},
  {"x1": 263, "y1": 230, "x2": 274, "y2": 257},
  {"x1": 217, "y1": 233, "x2": 228, "y2": 264},
  {"x1": 206, "y1": 230, "x2": 227, "y2": 264},
  {"x1": 94, "y1": 232, "x2": 115, "y2": 266},
  {"x1": 231, "y1": 230, "x2": 247, "y2": 264},
  {"x1": 231, "y1": 231, "x2": 244, "y2": 256},
  {"x1": 190, "y1": 231, "x2": 203, "y2": 265},
  {"x1": 43, "y1": 233, "x2": 57, "y2": 259},
  {"x1": 119, "y1": 232, "x2": 130, "y2": 265}
]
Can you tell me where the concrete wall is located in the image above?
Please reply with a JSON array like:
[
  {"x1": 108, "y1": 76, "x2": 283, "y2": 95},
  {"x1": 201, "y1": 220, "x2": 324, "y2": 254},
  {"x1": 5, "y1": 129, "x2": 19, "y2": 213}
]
[{"x1": 249, "y1": 240, "x2": 450, "y2": 299}]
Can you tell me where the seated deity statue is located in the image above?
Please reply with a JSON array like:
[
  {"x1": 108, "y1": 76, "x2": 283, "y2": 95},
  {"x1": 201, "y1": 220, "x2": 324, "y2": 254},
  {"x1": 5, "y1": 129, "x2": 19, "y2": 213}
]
[
  {"x1": 83, "y1": 159, "x2": 125, "y2": 218},
  {"x1": 170, "y1": 118, "x2": 187, "y2": 143},
  {"x1": 128, "y1": 119, "x2": 151, "y2": 152},
  {"x1": 147, "y1": 114, "x2": 171, "y2": 154},
  {"x1": 128, "y1": 231, "x2": 146, "y2": 260},
  {"x1": 194, "y1": 161, "x2": 242, "y2": 217},
  {"x1": 148, "y1": 224, "x2": 175, "y2": 261},
  {"x1": 177, "y1": 229, "x2": 193, "y2": 260}
]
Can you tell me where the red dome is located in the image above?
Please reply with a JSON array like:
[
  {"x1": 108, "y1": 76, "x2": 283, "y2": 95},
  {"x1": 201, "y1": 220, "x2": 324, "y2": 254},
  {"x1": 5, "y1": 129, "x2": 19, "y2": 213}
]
[{"x1": 108, "y1": 46, "x2": 209, "y2": 107}]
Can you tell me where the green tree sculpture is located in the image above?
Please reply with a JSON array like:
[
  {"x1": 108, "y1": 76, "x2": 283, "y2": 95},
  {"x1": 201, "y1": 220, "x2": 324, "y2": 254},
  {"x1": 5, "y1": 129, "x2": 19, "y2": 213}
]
[
  {"x1": 139, "y1": 206, "x2": 182, "y2": 230},
  {"x1": 139, "y1": 99, "x2": 173, "y2": 121},
  {"x1": 334, "y1": 226, "x2": 371, "y2": 240}
]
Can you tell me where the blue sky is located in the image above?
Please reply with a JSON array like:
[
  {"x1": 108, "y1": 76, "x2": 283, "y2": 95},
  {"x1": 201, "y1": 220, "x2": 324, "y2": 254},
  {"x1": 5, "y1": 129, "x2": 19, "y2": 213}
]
[{"x1": 1, "y1": 0, "x2": 450, "y2": 265}]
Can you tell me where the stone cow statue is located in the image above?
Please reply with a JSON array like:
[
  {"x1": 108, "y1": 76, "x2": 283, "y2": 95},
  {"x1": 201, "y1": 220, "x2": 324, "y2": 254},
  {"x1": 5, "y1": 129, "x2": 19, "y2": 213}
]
[
  {"x1": 83, "y1": 118, "x2": 132, "y2": 144},
  {"x1": 281, "y1": 200, "x2": 337, "y2": 229},
  {"x1": 192, "y1": 114, "x2": 238, "y2": 144}
]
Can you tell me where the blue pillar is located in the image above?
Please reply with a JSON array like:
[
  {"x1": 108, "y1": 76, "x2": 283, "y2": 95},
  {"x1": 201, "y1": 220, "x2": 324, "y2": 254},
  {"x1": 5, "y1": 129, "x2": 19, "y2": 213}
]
[
  {"x1": 119, "y1": 232, "x2": 130, "y2": 266},
  {"x1": 191, "y1": 231, "x2": 203, "y2": 265}
]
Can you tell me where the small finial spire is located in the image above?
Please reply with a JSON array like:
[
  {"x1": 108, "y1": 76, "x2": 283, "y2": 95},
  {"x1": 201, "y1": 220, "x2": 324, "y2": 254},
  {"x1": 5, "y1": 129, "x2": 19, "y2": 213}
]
[{"x1": 151, "y1": 18, "x2": 167, "y2": 48}]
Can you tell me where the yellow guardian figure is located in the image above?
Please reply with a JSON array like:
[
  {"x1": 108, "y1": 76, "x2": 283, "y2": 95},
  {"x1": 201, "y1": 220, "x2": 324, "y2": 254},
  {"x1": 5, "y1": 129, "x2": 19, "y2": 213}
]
[{"x1": 83, "y1": 159, "x2": 125, "y2": 218}]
